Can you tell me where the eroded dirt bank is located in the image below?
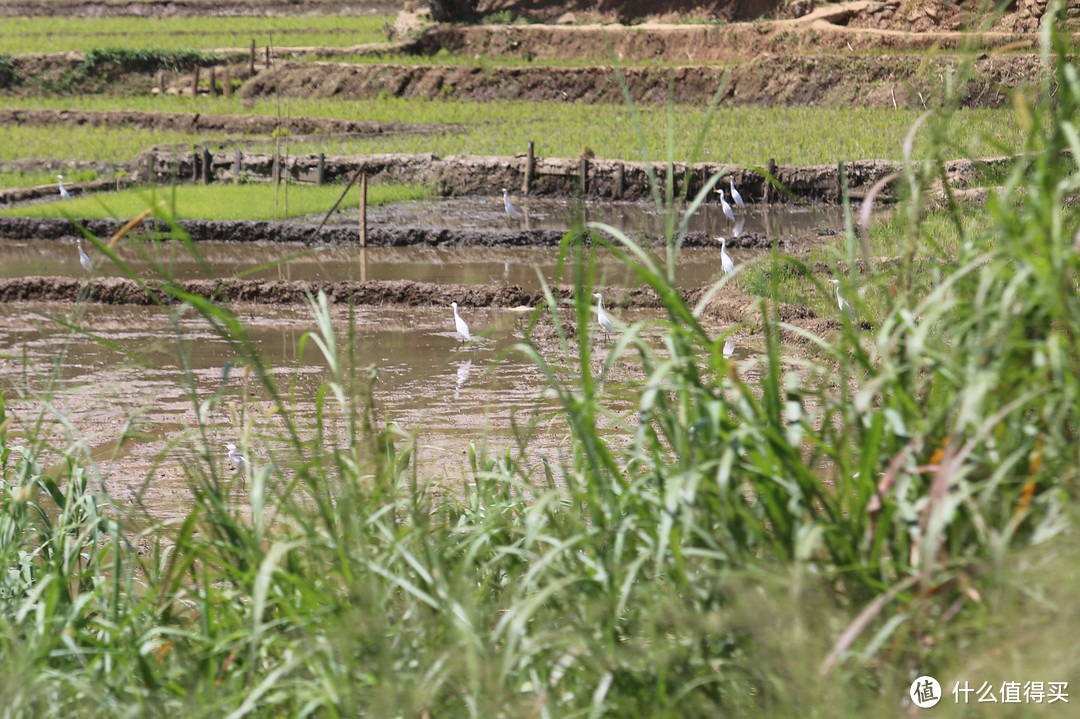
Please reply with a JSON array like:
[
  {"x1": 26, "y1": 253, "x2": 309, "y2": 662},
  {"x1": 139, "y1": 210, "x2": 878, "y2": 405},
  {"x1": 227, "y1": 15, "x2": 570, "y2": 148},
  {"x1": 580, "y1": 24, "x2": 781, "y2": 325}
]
[
  {"x1": 0, "y1": 275, "x2": 831, "y2": 332},
  {"x1": 237, "y1": 52, "x2": 1033, "y2": 109},
  {"x1": 0, "y1": 216, "x2": 791, "y2": 249}
]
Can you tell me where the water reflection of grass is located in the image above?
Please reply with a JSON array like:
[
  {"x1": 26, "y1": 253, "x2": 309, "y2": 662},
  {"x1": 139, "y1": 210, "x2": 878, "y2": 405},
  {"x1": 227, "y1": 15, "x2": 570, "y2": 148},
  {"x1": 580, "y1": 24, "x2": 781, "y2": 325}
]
[
  {"x1": 0, "y1": 95, "x2": 1026, "y2": 167},
  {"x1": 0, "y1": 182, "x2": 433, "y2": 220}
]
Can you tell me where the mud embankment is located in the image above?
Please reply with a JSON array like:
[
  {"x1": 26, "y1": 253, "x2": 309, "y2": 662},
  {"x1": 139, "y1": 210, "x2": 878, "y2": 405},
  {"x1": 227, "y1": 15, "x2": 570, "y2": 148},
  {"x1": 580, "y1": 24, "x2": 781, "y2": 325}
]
[
  {"x1": 0, "y1": 275, "x2": 834, "y2": 337},
  {"x1": 0, "y1": 109, "x2": 458, "y2": 138},
  {"x1": 138, "y1": 150, "x2": 1007, "y2": 203},
  {"x1": 0, "y1": 216, "x2": 568, "y2": 247},
  {"x1": 2, "y1": 145, "x2": 1010, "y2": 206},
  {"x1": 0, "y1": 216, "x2": 787, "y2": 249},
  {"x1": 238, "y1": 53, "x2": 1034, "y2": 109}
]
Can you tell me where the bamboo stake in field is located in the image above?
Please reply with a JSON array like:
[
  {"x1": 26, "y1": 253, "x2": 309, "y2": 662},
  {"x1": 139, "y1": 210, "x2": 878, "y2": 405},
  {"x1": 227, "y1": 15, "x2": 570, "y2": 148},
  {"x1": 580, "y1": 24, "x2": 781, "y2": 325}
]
[
  {"x1": 305, "y1": 165, "x2": 367, "y2": 246},
  {"x1": 359, "y1": 172, "x2": 367, "y2": 247},
  {"x1": 522, "y1": 140, "x2": 534, "y2": 195}
]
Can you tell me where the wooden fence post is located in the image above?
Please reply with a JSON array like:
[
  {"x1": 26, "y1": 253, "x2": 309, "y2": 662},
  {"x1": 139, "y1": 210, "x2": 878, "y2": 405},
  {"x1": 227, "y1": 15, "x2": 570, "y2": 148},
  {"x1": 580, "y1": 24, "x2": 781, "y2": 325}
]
[
  {"x1": 359, "y1": 172, "x2": 368, "y2": 247},
  {"x1": 208, "y1": 66, "x2": 216, "y2": 96},
  {"x1": 201, "y1": 148, "x2": 212, "y2": 184},
  {"x1": 579, "y1": 158, "x2": 588, "y2": 196},
  {"x1": 522, "y1": 140, "x2": 534, "y2": 195},
  {"x1": 765, "y1": 158, "x2": 776, "y2": 204},
  {"x1": 233, "y1": 149, "x2": 242, "y2": 183},
  {"x1": 191, "y1": 66, "x2": 199, "y2": 97},
  {"x1": 317, "y1": 153, "x2": 326, "y2": 185},
  {"x1": 615, "y1": 163, "x2": 624, "y2": 199},
  {"x1": 250, "y1": 39, "x2": 256, "y2": 74}
]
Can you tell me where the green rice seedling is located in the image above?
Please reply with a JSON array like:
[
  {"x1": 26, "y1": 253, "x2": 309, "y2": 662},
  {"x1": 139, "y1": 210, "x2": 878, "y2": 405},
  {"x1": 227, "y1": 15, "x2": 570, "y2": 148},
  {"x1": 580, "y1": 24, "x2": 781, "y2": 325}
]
[
  {"x1": 0, "y1": 182, "x2": 433, "y2": 220},
  {"x1": 0, "y1": 94, "x2": 1027, "y2": 167},
  {"x1": 0, "y1": 168, "x2": 99, "y2": 190},
  {"x1": 0, "y1": 15, "x2": 391, "y2": 54}
]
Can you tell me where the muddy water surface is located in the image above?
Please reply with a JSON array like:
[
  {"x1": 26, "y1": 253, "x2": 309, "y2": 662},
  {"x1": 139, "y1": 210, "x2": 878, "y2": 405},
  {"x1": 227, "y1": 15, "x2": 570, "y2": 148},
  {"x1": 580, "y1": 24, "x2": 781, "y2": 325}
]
[
  {"x1": 2, "y1": 299, "x2": 738, "y2": 518},
  {"x1": 0, "y1": 198, "x2": 843, "y2": 290},
  {"x1": 0, "y1": 196, "x2": 807, "y2": 518}
]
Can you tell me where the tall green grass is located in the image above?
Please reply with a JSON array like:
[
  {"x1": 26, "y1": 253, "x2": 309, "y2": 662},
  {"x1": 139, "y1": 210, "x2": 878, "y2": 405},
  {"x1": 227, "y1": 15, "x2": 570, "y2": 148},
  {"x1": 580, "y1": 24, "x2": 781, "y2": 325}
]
[{"x1": 0, "y1": 6, "x2": 1078, "y2": 717}]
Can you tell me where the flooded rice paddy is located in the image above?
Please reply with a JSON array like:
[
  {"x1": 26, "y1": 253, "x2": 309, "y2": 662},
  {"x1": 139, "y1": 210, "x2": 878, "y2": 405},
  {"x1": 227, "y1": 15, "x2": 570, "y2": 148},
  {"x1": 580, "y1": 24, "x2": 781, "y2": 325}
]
[{"x1": 0, "y1": 197, "x2": 832, "y2": 517}]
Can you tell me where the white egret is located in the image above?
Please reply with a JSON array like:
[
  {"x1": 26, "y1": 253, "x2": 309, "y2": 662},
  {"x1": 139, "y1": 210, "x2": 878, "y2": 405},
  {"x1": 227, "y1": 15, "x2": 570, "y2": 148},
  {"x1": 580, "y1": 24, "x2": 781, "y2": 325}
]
[
  {"x1": 729, "y1": 177, "x2": 745, "y2": 208},
  {"x1": 451, "y1": 301, "x2": 471, "y2": 342},
  {"x1": 593, "y1": 292, "x2": 614, "y2": 333},
  {"x1": 723, "y1": 338, "x2": 735, "y2": 359},
  {"x1": 830, "y1": 279, "x2": 854, "y2": 321},
  {"x1": 717, "y1": 236, "x2": 734, "y2": 275},
  {"x1": 715, "y1": 188, "x2": 735, "y2": 223},
  {"x1": 224, "y1": 443, "x2": 250, "y2": 475},
  {"x1": 57, "y1": 174, "x2": 71, "y2": 201},
  {"x1": 502, "y1": 187, "x2": 518, "y2": 219},
  {"x1": 76, "y1": 238, "x2": 92, "y2": 273}
]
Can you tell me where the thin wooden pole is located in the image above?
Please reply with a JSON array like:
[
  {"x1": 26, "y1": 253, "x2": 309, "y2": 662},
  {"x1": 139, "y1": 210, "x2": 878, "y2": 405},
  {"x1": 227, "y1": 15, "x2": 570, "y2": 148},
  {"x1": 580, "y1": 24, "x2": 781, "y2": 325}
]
[
  {"x1": 522, "y1": 140, "x2": 534, "y2": 195},
  {"x1": 201, "y1": 148, "x2": 212, "y2": 184},
  {"x1": 191, "y1": 66, "x2": 200, "y2": 97},
  {"x1": 233, "y1": 149, "x2": 241, "y2": 183},
  {"x1": 359, "y1": 172, "x2": 368, "y2": 247},
  {"x1": 208, "y1": 66, "x2": 216, "y2": 96},
  {"x1": 223, "y1": 66, "x2": 231, "y2": 98},
  {"x1": 249, "y1": 39, "x2": 256, "y2": 74},
  {"x1": 765, "y1": 158, "x2": 777, "y2": 204},
  {"x1": 615, "y1": 163, "x2": 624, "y2": 199},
  {"x1": 579, "y1": 158, "x2": 588, "y2": 196},
  {"x1": 317, "y1": 153, "x2": 325, "y2": 185}
]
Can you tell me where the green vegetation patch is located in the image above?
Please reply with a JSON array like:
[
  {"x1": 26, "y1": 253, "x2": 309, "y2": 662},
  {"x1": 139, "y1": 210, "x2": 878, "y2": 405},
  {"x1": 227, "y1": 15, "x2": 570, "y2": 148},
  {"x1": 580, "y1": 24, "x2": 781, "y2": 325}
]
[
  {"x1": 0, "y1": 182, "x2": 432, "y2": 221},
  {"x1": 0, "y1": 14, "x2": 391, "y2": 54},
  {"x1": 0, "y1": 95, "x2": 1028, "y2": 166},
  {"x1": 80, "y1": 47, "x2": 222, "y2": 74},
  {"x1": 0, "y1": 168, "x2": 99, "y2": 190}
]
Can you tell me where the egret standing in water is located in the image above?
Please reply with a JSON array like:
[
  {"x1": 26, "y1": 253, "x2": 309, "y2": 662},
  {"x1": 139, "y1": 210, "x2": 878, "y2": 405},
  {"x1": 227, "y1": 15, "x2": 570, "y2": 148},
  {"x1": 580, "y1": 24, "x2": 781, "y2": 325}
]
[
  {"x1": 830, "y1": 279, "x2": 854, "y2": 321},
  {"x1": 593, "y1": 292, "x2": 615, "y2": 333},
  {"x1": 717, "y1": 236, "x2": 734, "y2": 275},
  {"x1": 76, "y1": 238, "x2": 92, "y2": 273},
  {"x1": 502, "y1": 188, "x2": 518, "y2": 220},
  {"x1": 715, "y1": 188, "x2": 735, "y2": 224},
  {"x1": 729, "y1": 177, "x2": 744, "y2": 208},
  {"x1": 57, "y1": 174, "x2": 71, "y2": 201},
  {"x1": 451, "y1": 301, "x2": 471, "y2": 343},
  {"x1": 224, "y1": 443, "x2": 250, "y2": 475}
]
